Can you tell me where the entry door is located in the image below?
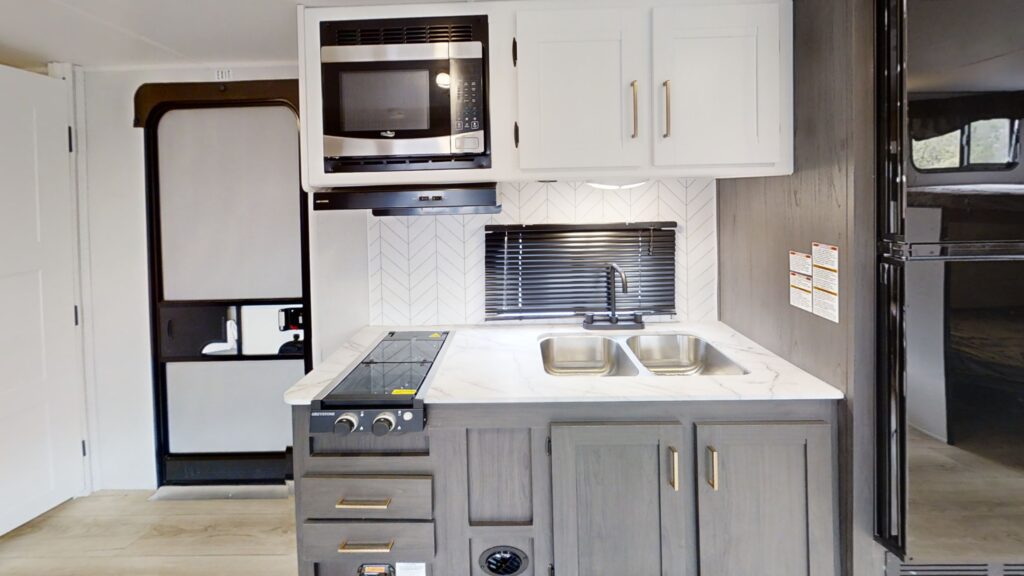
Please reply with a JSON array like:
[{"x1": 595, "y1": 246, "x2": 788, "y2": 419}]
[
  {"x1": 147, "y1": 100, "x2": 307, "y2": 484},
  {"x1": 0, "y1": 65, "x2": 85, "y2": 534}
]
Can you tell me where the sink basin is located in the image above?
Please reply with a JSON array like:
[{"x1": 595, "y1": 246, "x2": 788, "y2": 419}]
[
  {"x1": 626, "y1": 334, "x2": 747, "y2": 376},
  {"x1": 540, "y1": 336, "x2": 639, "y2": 376}
]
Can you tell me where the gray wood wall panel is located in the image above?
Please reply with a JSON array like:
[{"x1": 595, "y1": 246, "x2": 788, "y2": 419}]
[
  {"x1": 467, "y1": 428, "x2": 534, "y2": 525},
  {"x1": 716, "y1": 0, "x2": 878, "y2": 574}
]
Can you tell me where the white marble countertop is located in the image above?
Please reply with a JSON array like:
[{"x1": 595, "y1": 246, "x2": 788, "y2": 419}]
[{"x1": 285, "y1": 322, "x2": 843, "y2": 405}]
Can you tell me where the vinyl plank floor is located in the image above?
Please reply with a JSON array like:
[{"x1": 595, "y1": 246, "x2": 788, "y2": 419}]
[
  {"x1": 907, "y1": 428, "x2": 1024, "y2": 562},
  {"x1": 0, "y1": 490, "x2": 298, "y2": 576}
]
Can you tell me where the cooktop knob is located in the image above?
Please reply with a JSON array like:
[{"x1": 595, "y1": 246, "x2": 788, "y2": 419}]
[
  {"x1": 371, "y1": 412, "x2": 397, "y2": 436},
  {"x1": 334, "y1": 413, "x2": 359, "y2": 436}
]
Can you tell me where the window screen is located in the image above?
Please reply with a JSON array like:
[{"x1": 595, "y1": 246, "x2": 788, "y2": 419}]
[
  {"x1": 911, "y1": 118, "x2": 1020, "y2": 171},
  {"x1": 485, "y1": 222, "x2": 676, "y2": 320}
]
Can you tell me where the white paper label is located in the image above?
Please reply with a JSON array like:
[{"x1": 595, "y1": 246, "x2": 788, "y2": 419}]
[
  {"x1": 789, "y1": 272, "x2": 813, "y2": 312},
  {"x1": 396, "y1": 563, "x2": 427, "y2": 576},
  {"x1": 812, "y1": 242, "x2": 839, "y2": 271},
  {"x1": 812, "y1": 265, "x2": 839, "y2": 294},
  {"x1": 788, "y1": 251, "x2": 813, "y2": 275},
  {"x1": 812, "y1": 288, "x2": 839, "y2": 323},
  {"x1": 810, "y1": 242, "x2": 839, "y2": 323}
]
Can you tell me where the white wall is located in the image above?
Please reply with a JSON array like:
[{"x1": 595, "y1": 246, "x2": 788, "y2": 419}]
[{"x1": 79, "y1": 64, "x2": 297, "y2": 489}]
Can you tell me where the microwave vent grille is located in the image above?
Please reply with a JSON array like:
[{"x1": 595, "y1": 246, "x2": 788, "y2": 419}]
[{"x1": 336, "y1": 24, "x2": 473, "y2": 46}]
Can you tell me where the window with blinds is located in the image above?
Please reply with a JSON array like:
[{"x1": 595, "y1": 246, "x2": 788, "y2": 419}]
[{"x1": 485, "y1": 222, "x2": 677, "y2": 320}]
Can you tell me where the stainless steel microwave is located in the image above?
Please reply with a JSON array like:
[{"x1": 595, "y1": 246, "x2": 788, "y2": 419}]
[{"x1": 318, "y1": 16, "x2": 490, "y2": 173}]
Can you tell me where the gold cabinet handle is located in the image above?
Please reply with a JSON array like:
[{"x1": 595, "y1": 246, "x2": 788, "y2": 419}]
[
  {"x1": 336, "y1": 498, "x2": 392, "y2": 510},
  {"x1": 631, "y1": 80, "x2": 639, "y2": 139},
  {"x1": 706, "y1": 446, "x2": 719, "y2": 491},
  {"x1": 662, "y1": 80, "x2": 672, "y2": 138},
  {"x1": 669, "y1": 446, "x2": 680, "y2": 492},
  {"x1": 338, "y1": 540, "x2": 394, "y2": 554}
]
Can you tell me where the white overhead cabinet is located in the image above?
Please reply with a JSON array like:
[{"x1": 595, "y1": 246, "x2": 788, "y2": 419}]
[
  {"x1": 653, "y1": 3, "x2": 783, "y2": 167},
  {"x1": 513, "y1": 0, "x2": 791, "y2": 177},
  {"x1": 295, "y1": 1, "x2": 792, "y2": 184},
  {"x1": 515, "y1": 9, "x2": 646, "y2": 170}
]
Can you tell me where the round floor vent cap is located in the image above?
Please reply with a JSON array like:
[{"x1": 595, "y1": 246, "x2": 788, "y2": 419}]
[{"x1": 480, "y1": 546, "x2": 529, "y2": 576}]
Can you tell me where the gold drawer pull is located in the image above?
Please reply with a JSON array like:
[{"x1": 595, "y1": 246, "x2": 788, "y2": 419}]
[
  {"x1": 707, "y1": 446, "x2": 719, "y2": 491},
  {"x1": 338, "y1": 540, "x2": 394, "y2": 554},
  {"x1": 336, "y1": 498, "x2": 392, "y2": 510}
]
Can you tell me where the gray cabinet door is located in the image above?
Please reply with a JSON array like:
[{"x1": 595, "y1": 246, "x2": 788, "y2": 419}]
[
  {"x1": 695, "y1": 422, "x2": 836, "y2": 576},
  {"x1": 551, "y1": 423, "x2": 687, "y2": 576}
]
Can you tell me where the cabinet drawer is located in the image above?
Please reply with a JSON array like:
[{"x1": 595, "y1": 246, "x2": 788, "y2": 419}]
[
  {"x1": 300, "y1": 475, "x2": 433, "y2": 520},
  {"x1": 301, "y1": 521, "x2": 435, "y2": 565}
]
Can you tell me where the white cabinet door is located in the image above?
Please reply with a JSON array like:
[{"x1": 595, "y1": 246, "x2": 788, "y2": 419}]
[
  {"x1": 653, "y1": 3, "x2": 783, "y2": 167},
  {"x1": 516, "y1": 9, "x2": 646, "y2": 170},
  {"x1": 0, "y1": 65, "x2": 85, "y2": 535}
]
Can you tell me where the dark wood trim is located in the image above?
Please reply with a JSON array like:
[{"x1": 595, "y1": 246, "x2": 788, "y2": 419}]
[{"x1": 133, "y1": 80, "x2": 299, "y2": 128}]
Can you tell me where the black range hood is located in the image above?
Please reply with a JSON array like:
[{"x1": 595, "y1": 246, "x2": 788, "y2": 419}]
[{"x1": 311, "y1": 182, "x2": 501, "y2": 216}]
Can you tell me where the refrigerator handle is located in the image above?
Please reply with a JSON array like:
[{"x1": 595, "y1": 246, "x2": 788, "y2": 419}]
[{"x1": 875, "y1": 260, "x2": 907, "y2": 558}]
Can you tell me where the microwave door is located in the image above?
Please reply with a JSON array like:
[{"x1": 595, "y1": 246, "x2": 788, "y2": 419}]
[
  {"x1": 885, "y1": 256, "x2": 1024, "y2": 562},
  {"x1": 320, "y1": 46, "x2": 454, "y2": 158}
]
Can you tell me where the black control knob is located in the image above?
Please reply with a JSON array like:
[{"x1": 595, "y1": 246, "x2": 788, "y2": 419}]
[
  {"x1": 371, "y1": 413, "x2": 397, "y2": 437},
  {"x1": 334, "y1": 413, "x2": 359, "y2": 436}
]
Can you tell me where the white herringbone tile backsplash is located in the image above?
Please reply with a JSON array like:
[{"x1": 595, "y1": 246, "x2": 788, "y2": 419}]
[{"x1": 367, "y1": 179, "x2": 718, "y2": 325}]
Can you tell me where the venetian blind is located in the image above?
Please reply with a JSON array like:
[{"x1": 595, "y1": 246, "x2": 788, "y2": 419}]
[{"x1": 485, "y1": 222, "x2": 676, "y2": 320}]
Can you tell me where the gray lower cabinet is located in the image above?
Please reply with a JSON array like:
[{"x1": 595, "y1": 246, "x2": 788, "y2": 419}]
[
  {"x1": 293, "y1": 404, "x2": 838, "y2": 576},
  {"x1": 551, "y1": 423, "x2": 688, "y2": 576},
  {"x1": 695, "y1": 422, "x2": 836, "y2": 576}
]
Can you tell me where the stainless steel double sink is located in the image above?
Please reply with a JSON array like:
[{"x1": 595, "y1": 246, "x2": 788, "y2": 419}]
[{"x1": 539, "y1": 333, "x2": 747, "y2": 377}]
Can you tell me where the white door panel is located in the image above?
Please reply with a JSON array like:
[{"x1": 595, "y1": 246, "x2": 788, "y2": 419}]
[
  {"x1": 158, "y1": 106, "x2": 302, "y2": 301},
  {"x1": 654, "y1": 4, "x2": 782, "y2": 167},
  {"x1": 516, "y1": 9, "x2": 646, "y2": 170},
  {"x1": 166, "y1": 361, "x2": 303, "y2": 453},
  {"x1": 0, "y1": 64, "x2": 84, "y2": 535}
]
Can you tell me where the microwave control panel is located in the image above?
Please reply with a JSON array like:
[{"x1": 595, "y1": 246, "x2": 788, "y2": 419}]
[{"x1": 451, "y1": 57, "x2": 486, "y2": 153}]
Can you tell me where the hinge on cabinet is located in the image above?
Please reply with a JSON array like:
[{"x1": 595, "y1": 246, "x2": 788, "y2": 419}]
[
  {"x1": 514, "y1": 122, "x2": 520, "y2": 148},
  {"x1": 73, "y1": 305, "x2": 79, "y2": 326},
  {"x1": 81, "y1": 440, "x2": 87, "y2": 457},
  {"x1": 67, "y1": 126, "x2": 74, "y2": 153},
  {"x1": 548, "y1": 564, "x2": 554, "y2": 576},
  {"x1": 546, "y1": 436, "x2": 551, "y2": 455},
  {"x1": 512, "y1": 37, "x2": 517, "y2": 67}
]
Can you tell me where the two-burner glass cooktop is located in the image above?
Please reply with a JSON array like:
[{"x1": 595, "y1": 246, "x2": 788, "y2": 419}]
[{"x1": 320, "y1": 331, "x2": 448, "y2": 406}]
